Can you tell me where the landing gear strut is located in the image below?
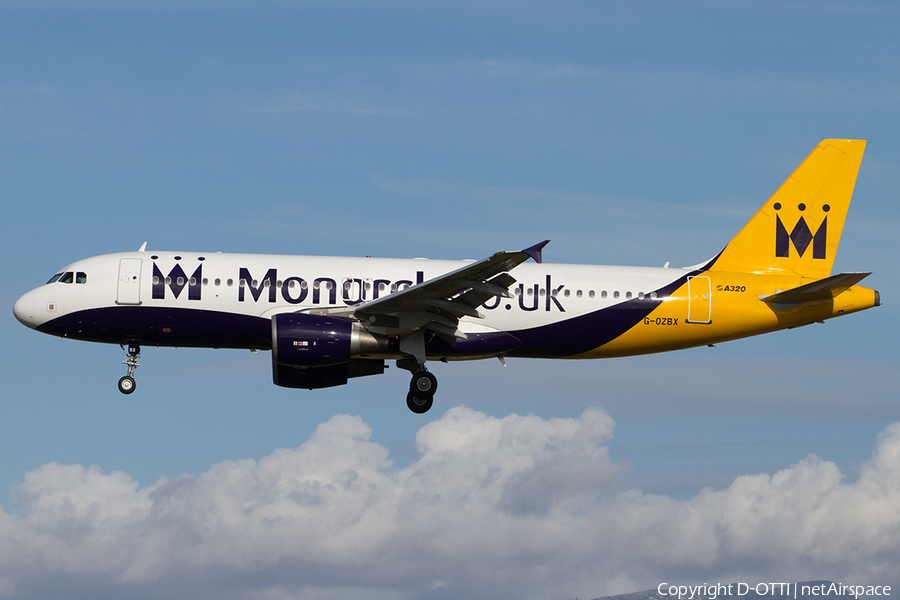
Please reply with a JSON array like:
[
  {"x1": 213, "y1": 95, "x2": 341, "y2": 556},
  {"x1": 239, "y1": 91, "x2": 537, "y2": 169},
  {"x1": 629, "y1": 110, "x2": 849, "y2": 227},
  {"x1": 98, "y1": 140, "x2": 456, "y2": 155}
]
[{"x1": 118, "y1": 343, "x2": 140, "y2": 395}]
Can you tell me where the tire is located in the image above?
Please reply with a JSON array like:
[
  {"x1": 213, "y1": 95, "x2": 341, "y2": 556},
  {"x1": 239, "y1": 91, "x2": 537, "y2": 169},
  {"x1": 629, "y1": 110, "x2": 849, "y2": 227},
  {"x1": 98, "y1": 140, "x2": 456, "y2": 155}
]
[
  {"x1": 407, "y1": 391, "x2": 433, "y2": 414},
  {"x1": 409, "y1": 371, "x2": 437, "y2": 399},
  {"x1": 118, "y1": 376, "x2": 136, "y2": 395}
]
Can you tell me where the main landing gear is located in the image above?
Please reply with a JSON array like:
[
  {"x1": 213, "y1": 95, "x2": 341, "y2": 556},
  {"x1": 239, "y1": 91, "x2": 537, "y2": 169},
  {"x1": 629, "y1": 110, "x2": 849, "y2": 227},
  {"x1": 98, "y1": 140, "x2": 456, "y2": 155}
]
[
  {"x1": 398, "y1": 358, "x2": 437, "y2": 414},
  {"x1": 407, "y1": 370, "x2": 437, "y2": 414},
  {"x1": 398, "y1": 331, "x2": 438, "y2": 414},
  {"x1": 118, "y1": 343, "x2": 140, "y2": 395}
]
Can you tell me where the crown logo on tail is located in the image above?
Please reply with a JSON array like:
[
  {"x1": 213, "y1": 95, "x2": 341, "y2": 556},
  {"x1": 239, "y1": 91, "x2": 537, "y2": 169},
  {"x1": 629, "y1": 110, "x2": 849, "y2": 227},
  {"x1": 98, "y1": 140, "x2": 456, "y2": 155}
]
[{"x1": 774, "y1": 202, "x2": 829, "y2": 259}]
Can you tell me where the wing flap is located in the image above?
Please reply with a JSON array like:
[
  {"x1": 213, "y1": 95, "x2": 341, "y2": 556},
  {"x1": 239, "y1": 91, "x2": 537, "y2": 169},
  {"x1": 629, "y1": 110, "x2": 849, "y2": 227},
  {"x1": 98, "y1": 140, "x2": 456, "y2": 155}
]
[{"x1": 456, "y1": 273, "x2": 517, "y2": 308}]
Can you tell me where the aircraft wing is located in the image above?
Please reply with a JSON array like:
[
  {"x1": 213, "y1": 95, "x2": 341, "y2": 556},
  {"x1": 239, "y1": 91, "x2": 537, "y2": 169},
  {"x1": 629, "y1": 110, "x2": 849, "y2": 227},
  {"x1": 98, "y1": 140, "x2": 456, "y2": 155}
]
[
  {"x1": 343, "y1": 240, "x2": 549, "y2": 342},
  {"x1": 762, "y1": 272, "x2": 871, "y2": 305}
]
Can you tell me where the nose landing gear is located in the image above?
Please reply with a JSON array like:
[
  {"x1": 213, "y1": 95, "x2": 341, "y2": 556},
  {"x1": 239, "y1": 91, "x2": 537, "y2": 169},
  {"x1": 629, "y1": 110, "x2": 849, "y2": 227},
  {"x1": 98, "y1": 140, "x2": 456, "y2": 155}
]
[{"x1": 118, "y1": 343, "x2": 140, "y2": 395}]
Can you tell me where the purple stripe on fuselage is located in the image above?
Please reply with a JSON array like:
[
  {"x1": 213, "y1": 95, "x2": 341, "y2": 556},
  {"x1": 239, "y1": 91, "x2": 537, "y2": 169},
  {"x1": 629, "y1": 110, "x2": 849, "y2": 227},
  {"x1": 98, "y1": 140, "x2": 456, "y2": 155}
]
[
  {"x1": 36, "y1": 306, "x2": 272, "y2": 349},
  {"x1": 505, "y1": 271, "x2": 694, "y2": 358}
]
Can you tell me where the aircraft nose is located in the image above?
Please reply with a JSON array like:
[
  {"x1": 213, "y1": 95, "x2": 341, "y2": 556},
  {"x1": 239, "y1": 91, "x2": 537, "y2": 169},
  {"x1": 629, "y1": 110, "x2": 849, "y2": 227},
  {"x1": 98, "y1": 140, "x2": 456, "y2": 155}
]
[{"x1": 13, "y1": 289, "x2": 36, "y2": 328}]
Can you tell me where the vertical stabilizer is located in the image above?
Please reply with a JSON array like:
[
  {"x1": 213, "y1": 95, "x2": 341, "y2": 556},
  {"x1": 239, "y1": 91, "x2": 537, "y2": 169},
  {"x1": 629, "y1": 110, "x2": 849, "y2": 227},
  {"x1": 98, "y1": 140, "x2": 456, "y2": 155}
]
[{"x1": 709, "y1": 139, "x2": 866, "y2": 279}]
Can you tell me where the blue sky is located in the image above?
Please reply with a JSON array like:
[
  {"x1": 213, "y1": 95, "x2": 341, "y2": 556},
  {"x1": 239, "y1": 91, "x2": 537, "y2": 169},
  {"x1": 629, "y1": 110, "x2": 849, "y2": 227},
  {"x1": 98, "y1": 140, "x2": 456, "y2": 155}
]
[{"x1": 2, "y1": 1, "x2": 900, "y2": 599}]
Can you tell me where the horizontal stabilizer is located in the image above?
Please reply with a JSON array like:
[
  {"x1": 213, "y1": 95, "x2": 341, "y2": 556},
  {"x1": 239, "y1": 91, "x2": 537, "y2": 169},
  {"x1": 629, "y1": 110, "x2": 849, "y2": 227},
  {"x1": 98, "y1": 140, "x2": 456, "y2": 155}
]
[{"x1": 762, "y1": 272, "x2": 870, "y2": 304}]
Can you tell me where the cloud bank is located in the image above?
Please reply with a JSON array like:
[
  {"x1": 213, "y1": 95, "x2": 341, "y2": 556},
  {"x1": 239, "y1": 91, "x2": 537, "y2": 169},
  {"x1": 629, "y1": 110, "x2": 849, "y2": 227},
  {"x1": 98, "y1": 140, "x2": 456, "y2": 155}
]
[{"x1": 2, "y1": 407, "x2": 899, "y2": 600}]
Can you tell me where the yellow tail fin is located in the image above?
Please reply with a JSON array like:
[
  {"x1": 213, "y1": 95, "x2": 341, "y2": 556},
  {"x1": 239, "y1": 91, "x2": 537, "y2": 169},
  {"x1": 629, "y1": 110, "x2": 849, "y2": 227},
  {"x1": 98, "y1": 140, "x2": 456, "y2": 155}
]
[{"x1": 709, "y1": 139, "x2": 866, "y2": 279}]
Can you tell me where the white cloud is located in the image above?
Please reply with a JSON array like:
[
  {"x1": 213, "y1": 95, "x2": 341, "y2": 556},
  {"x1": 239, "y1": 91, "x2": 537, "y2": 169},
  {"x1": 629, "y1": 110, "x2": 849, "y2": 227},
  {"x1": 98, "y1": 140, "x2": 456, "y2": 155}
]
[{"x1": 2, "y1": 408, "x2": 900, "y2": 600}]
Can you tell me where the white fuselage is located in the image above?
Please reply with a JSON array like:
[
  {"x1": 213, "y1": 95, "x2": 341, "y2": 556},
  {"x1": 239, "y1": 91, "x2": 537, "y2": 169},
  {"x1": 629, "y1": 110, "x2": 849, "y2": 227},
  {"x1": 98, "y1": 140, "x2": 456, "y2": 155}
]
[{"x1": 14, "y1": 250, "x2": 689, "y2": 359}]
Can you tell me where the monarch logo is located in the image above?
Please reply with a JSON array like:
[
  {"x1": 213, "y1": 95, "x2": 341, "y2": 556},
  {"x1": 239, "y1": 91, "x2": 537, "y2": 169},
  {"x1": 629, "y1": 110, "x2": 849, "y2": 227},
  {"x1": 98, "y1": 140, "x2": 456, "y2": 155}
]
[
  {"x1": 152, "y1": 263, "x2": 202, "y2": 300},
  {"x1": 774, "y1": 202, "x2": 828, "y2": 259}
]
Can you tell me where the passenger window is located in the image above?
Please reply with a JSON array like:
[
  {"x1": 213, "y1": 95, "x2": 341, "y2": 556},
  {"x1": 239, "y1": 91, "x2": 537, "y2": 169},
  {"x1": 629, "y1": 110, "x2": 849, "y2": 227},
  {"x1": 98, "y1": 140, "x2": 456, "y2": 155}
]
[
  {"x1": 76, "y1": 272, "x2": 87, "y2": 284},
  {"x1": 60, "y1": 272, "x2": 74, "y2": 284}
]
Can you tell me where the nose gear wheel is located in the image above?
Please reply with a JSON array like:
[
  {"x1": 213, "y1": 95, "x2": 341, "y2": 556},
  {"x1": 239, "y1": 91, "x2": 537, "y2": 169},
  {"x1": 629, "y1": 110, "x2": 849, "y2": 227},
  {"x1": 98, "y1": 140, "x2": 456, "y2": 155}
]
[{"x1": 118, "y1": 343, "x2": 140, "y2": 395}]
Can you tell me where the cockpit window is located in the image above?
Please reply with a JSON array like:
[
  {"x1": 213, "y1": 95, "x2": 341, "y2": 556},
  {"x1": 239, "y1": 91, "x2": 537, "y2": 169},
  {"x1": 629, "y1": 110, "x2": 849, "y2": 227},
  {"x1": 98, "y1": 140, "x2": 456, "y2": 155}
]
[
  {"x1": 59, "y1": 272, "x2": 74, "y2": 284},
  {"x1": 47, "y1": 273, "x2": 63, "y2": 284},
  {"x1": 76, "y1": 272, "x2": 87, "y2": 284}
]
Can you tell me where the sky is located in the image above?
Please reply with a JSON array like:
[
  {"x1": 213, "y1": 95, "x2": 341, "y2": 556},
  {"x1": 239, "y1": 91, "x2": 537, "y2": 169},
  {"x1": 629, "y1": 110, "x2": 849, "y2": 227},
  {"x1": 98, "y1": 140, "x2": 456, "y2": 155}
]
[{"x1": 2, "y1": 1, "x2": 900, "y2": 599}]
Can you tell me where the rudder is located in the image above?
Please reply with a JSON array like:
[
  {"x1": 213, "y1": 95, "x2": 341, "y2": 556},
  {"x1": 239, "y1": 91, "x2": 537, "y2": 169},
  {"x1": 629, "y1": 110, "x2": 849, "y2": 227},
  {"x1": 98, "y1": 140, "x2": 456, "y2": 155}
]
[{"x1": 708, "y1": 139, "x2": 866, "y2": 279}]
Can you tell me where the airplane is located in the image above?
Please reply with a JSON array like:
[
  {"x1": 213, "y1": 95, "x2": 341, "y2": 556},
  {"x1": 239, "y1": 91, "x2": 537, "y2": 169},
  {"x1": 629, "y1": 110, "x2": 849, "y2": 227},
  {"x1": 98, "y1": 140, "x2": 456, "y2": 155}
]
[{"x1": 13, "y1": 139, "x2": 880, "y2": 413}]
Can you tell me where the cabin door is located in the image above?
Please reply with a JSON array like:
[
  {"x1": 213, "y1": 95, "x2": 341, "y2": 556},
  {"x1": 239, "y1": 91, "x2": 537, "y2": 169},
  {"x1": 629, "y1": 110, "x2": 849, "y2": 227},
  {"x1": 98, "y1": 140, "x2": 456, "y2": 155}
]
[
  {"x1": 117, "y1": 258, "x2": 143, "y2": 305},
  {"x1": 686, "y1": 275, "x2": 711, "y2": 324}
]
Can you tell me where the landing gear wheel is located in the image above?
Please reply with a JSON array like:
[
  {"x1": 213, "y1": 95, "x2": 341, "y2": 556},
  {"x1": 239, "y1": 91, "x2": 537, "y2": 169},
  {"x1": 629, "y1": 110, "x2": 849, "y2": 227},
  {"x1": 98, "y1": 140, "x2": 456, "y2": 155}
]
[
  {"x1": 407, "y1": 391, "x2": 433, "y2": 414},
  {"x1": 410, "y1": 370, "x2": 437, "y2": 399},
  {"x1": 118, "y1": 376, "x2": 136, "y2": 395},
  {"x1": 119, "y1": 343, "x2": 140, "y2": 395}
]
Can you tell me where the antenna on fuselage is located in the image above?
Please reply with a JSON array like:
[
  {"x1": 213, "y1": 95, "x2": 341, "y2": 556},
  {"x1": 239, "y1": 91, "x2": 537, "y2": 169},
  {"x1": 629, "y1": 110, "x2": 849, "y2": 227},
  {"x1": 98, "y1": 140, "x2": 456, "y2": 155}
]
[{"x1": 138, "y1": 242, "x2": 147, "y2": 252}]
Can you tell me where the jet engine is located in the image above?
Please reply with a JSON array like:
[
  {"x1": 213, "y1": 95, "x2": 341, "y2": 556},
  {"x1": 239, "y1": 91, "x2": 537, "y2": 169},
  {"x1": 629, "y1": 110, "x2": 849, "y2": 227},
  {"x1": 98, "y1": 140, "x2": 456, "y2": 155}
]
[{"x1": 270, "y1": 312, "x2": 388, "y2": 389}]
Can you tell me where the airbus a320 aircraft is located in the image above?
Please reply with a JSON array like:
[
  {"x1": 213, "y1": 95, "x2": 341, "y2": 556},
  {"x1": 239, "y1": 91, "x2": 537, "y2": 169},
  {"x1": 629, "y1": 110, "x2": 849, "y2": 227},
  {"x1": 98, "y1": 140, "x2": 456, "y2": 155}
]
[{"x1": 14, "y1": 139, "x2": 880, "y2": 413}]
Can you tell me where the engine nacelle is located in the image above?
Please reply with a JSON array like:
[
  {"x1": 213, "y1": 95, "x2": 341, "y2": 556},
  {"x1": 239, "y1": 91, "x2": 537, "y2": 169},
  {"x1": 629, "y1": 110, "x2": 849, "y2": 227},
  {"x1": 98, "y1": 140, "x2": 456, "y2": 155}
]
[
  {"x1": 272, "y1": 360, "x2": 385, "y2": 389},
  {"x1": 271, "y1": 312, "x2": 387, "y2": 367}
]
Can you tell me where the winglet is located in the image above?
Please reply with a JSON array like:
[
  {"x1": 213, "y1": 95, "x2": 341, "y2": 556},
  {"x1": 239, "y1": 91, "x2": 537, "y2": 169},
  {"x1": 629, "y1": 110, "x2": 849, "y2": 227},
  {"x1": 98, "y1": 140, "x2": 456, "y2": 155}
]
[{"x1": 522, "y1": 240, "x2": 550, "y2": 264}]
